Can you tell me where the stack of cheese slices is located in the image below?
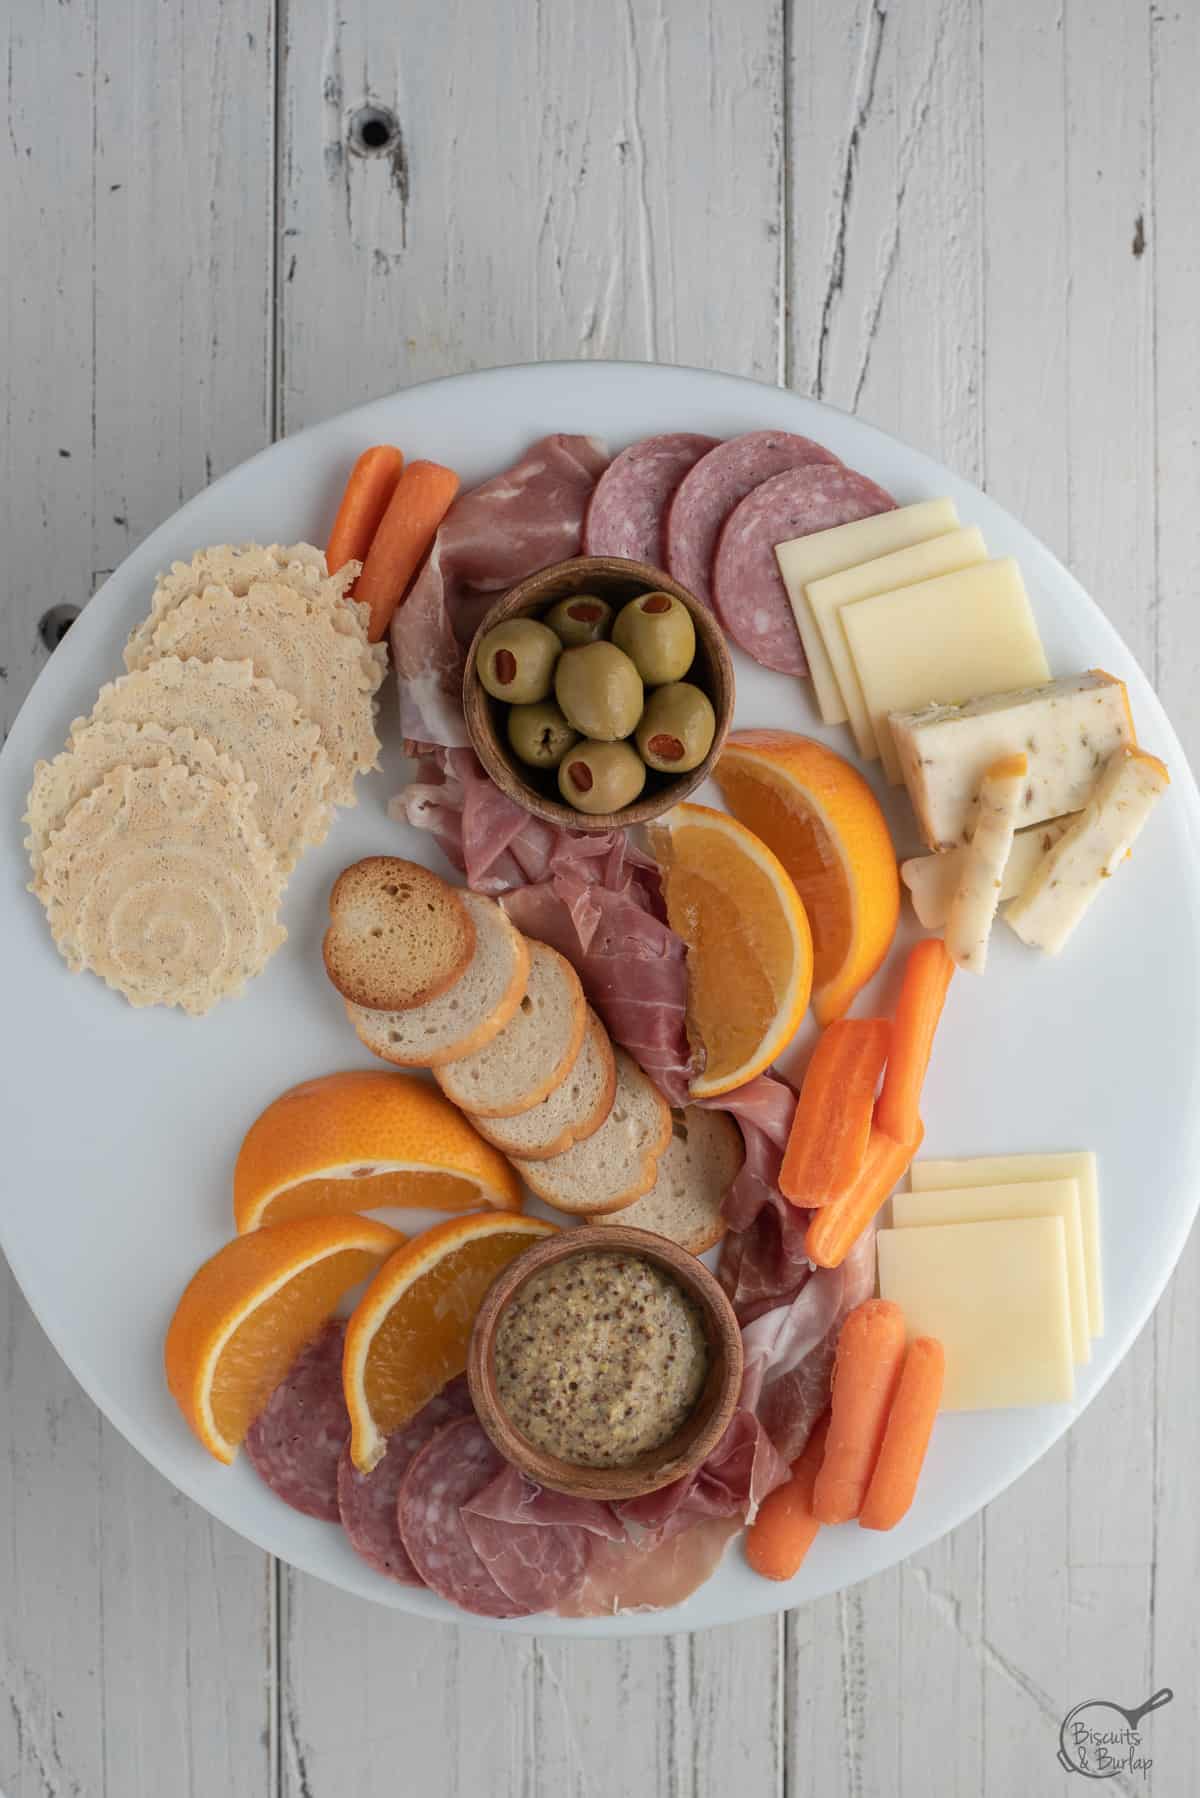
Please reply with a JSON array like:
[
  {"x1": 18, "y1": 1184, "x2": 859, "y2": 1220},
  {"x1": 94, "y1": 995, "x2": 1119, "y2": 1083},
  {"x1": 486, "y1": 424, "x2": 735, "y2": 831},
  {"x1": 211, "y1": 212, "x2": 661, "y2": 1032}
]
[
  {"x1": 25, "y1": 543, "x2": 386, "y2": 1013},
  {"x1": 774, "y1": 501, "x2": 1170, "y2": 972},
  {"x1": 325, "y1": 856, "x2": 744, "y2": 1251}
]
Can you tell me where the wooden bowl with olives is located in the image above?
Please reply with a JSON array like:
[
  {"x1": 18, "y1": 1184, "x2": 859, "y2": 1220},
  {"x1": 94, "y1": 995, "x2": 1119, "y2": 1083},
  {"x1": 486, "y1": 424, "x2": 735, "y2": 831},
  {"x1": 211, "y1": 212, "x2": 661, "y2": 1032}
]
[
  {"x1": 462, "y1": 556, "x2": 735, "y2": 833},
  {"x1": 467, "y1": 1225, "x2": 744, "y2": 1502}
]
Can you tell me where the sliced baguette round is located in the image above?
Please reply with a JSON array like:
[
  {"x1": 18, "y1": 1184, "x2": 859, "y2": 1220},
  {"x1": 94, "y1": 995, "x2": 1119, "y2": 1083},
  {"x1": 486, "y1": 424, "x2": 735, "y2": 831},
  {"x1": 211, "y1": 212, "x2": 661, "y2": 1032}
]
[
  {"x1": 514, "y1": 1049, "x2": 672, "y2": 1215},
  {"x1": 347, "y1": 891, "x2": 529, "y2": 1066},
  {"x1": 434, "y1": 942, "x2": 587, "y2": 1118},
  {"x1": 325, "y1": 857, "x2": 476, "y2": 1011},
  {"x1": 588, "y1": 1107, "x2": 744, "y2": 1253},
  {"x1": 470, "y1": 1010, "x2": 615, "y2": 1159}
]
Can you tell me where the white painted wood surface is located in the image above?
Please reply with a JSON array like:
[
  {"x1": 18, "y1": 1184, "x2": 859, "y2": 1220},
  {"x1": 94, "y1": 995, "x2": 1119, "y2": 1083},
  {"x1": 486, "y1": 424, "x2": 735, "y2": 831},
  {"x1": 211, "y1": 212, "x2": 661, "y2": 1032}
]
[{"x1": 2, "y1": 0, "x2": 1196, "y2": 1792}]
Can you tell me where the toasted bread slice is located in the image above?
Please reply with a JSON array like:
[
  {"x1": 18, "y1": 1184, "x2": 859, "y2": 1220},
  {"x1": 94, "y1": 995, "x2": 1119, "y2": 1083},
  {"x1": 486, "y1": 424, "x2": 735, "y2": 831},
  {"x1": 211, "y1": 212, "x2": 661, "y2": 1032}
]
[
  {"x1": 435, "y1": 942, "x2": 587, "y2": 1118},
  {"x1": 325, "y1": 857, "x2": 475, "y2": 1011},
  {"x1": 347, "y1": 890, "x2": 529, "y2": 1066},
  {"x1": 588, "y1": 1107, "x2": 744, "y2": 1252},
  {"x1": 514, "y1": 1049, "x2": 671, "y2": 1215},
  {"x1": 470, "y1": 1010, "x2": 615, "y2": 1159}
]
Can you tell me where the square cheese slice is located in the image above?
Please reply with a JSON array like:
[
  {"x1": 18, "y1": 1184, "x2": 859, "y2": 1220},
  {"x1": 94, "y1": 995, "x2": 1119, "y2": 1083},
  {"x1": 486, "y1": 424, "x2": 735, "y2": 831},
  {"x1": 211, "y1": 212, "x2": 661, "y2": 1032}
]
[
  {"x1": 840, "y1": 559, "x2": 1051, "y2": 783},
  {"x1": 910, "y1": 1152, "x2": 1102, "y2": 1336},
  {"x1": 775, "y1": 498, "x2": 960, "y2": 725},
  {"x1": 877, "y1": 1217, "x2": 1075, "y2": 1410},
  {"x1": 890, "y1": 671, "x2": 1136, "y2": 850},
  {"x1": 891, "y1": 1180, "x2": 1090, "y2": 1363},
  {"x1": 807, "y1": 527, "x2": 988, "y2": 758},
  {"x1": 900, "y1": 817, "x2": 1076, "y2": 929}
]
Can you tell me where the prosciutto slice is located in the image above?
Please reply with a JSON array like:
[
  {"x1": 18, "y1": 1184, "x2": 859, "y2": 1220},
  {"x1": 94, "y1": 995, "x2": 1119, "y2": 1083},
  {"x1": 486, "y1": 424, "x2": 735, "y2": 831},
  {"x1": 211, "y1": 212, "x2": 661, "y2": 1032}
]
[
  {"x1": 461, "y1": 1465, "x2": 624, "y2": 1614},
  {"x1": 558, "y1": 1516, "x2": 742, "y2": 1618},
  {"x1": 615, "y1": 1409, "x2": 788, "y2": 1539},
  {"x1": 391, "y1": 434, "x2": 608, "y2": 745}
]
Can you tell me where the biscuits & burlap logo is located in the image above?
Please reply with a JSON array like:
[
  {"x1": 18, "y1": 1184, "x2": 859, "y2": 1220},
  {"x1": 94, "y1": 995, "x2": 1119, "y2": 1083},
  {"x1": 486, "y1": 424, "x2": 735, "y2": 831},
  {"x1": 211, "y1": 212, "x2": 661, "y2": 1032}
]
[{"x1": 1057, "y1": 1687, "x2": 1173, "y2": 1778}]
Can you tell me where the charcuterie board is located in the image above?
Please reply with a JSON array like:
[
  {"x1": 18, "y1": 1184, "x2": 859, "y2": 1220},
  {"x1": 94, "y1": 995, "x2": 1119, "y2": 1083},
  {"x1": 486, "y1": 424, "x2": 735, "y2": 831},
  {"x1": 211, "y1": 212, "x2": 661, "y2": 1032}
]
[{"x1": 1, "y1": 360, "x2": 1198, "y2": 1635}]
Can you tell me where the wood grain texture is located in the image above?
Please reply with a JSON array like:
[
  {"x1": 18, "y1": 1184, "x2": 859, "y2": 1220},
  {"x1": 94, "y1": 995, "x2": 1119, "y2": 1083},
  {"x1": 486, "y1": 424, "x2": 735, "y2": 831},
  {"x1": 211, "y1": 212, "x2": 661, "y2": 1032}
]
[{"x1": 3, "y1": 0, "x2": 1200, "y2": 1792}]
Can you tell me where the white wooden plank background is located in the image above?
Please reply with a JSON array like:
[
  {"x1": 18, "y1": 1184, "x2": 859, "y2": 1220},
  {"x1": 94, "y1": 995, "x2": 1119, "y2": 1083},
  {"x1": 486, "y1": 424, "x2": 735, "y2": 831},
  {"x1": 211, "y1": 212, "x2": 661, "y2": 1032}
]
[{"x1": 2, "y1": 1, "x2": 1196, "y2": 1792}]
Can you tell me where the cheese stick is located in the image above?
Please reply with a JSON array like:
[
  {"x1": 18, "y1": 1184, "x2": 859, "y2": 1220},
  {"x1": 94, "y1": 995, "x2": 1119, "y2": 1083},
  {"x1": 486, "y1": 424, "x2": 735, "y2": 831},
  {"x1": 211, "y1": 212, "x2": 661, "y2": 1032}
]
[
  {"x1": 1005, "y1": 746, "x2": 1169, "y2": 954},
  {"x1": 945, "y1": 754, "x2": 1027, "y2": 972}
]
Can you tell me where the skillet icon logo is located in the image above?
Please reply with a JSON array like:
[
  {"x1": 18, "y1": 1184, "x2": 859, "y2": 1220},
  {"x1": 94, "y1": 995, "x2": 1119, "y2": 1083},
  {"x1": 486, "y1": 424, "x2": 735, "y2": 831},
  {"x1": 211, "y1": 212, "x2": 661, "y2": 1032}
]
[{"x1": 1057, "y1": 1687, "x2": 1172, "y2": 1778}]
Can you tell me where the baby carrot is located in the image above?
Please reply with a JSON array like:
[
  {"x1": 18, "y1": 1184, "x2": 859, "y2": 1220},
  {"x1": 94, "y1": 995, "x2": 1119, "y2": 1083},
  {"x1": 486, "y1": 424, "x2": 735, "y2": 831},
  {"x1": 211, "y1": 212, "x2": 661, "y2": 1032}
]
[
  {"x1": 874, "y1": 939, "x2": 955, "y2": 1144},
  {"x1": 326, "y1": 445, "x2": 404, "y2": 576},
  {"x1": 812, "y1": 1300, "x2": 907, "y2": 1525},
  {"x1": 804, "y1": 1120, "x2": 923, "y2": 1270},
  {"x1": 859, "y1": 1336, "x2": 946, "y2": 1532},
  {"x1": 745, "y1": 1413, "x2": 830, "y2": 1581},
  {"x1": 355, "y1": 458, "x2": 461, "y2": 642},
  {"x1": 780, "y1": 1018, "x2": 891, "y2": 1208}
]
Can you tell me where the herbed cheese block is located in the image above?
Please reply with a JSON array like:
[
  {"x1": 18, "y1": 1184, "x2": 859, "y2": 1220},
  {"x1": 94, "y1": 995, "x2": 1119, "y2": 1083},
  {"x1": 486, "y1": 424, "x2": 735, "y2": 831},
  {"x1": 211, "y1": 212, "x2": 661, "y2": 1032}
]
[
  {"x1": 890, "y1": 670, "x2": 1135, "y2": 850},
  {"x1": 891, "y1": 1180, "x2": 1090, "y2": 1364},
  {"x1": 910, "y1": 1151, "x2": 1102, "y2": 1336},
  {"x1": 807, "y1": 526, "x2": 988, "y2": 757},
  {"x1": 841, "y1": 559, "x2": 1050, "y2": 783},
  {"x1": 900, "y1": 817, "x2": 1076, "y2": 929},
  {"x1": 1004, "y1": 746, "x2": 1169, "y2": 955},
  {"x1": 944, "y1": 753, "x2": 1027, "y2": 974},
  {"x1": 775, "y1": 498, "x2": 960, "y2": 723},
  {"x1": 877, "y1": 1216, "x2": 1076, "y2": 1410}
]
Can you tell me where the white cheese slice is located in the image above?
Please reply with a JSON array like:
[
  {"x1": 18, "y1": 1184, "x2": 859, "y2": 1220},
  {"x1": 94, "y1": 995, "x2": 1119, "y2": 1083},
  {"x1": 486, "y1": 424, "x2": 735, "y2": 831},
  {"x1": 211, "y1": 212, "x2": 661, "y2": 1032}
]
[
  {"x1": 891, "y1": 1180, "x2": 1090, "y2": 1363},
  {"x1": 900, "y1": 816, "x2": 1077, "y2": 929},
  {"x1": 877, "y1": 1217, "x2": 1075, "y2": 1410},
  {"x1": 910, "y1": 1151, "x2": 1102, "y2": 1336},
  {"x1": 1004, "y1": 746, "x2": 1169, "y2": 955},
  {"x1": 775, "y1": 498, "x2": 960, "y2": 724},
  {"x1": 840, "y1": 559, "x2": 1051, "y2": 784},
  {"x1": 807, "y1": 527, "x2": 988, "y2": 758},
  {"x1": 890, "y1": 671, "x2": 1135, "y2": 850},
  {"x1": 944, "y1": 754, "x2": 1026, "y2": 974}
]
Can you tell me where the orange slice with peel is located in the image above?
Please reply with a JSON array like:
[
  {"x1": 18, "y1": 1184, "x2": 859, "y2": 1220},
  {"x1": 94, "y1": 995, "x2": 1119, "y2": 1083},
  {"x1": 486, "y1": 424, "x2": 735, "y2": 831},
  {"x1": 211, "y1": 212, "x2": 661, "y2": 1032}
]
[
  {"x1": 344, "y1": 1213, "x2": 558, "y2": 1471},
  {"x1": 714, "y1": 730, "x2": 899, "y2": 1026},
  {"x1": 165, "y1": 1213, "x2": 401, "y2": 1464},
  {"x1": 233, "y1": 1069, "x2": 522, "y2": 1233},
  {"x1": 647, "y1": 801, "x2": 813, "y2": 1099}
]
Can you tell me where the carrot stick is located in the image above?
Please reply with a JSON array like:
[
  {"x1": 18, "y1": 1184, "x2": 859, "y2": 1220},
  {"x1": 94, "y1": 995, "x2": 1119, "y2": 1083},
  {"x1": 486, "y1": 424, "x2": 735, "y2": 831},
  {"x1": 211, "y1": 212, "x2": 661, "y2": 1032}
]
[
  {"x1": 780, "y1": 1018, "x2": 891, "y2": 1208},
  {"x1": 874, "y1": 939, "x2": 955, "y2": 1144},
  {"x1": 355, "y1": 459, "x2": 461, "y2": 642},
  {"x1": 804, "y1": 1120, "x2": 923, "y2": 1270},
  {"x1": 812, "y1": 1300, "x2": 907, "y2": 1524},
  {"x1": 326, "y1": 445, "x2": 404, "y2": 577},
  {"x1": 859, "y1": 1336, "x2": 946, "y2": 1531},
  {"x1": 745, "y1": 1412, "x2": 830, "y2": 1581}
]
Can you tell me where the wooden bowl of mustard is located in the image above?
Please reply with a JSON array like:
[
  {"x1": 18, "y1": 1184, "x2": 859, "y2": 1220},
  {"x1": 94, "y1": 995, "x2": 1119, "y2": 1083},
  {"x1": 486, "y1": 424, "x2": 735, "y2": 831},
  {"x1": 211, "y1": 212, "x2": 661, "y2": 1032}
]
[
  {"x1": 467, "y1": 1225, "x2": 743, "y2": 1502},
  {"x1": 462, "y1": 556, "x2": 735, "y2": 834}
]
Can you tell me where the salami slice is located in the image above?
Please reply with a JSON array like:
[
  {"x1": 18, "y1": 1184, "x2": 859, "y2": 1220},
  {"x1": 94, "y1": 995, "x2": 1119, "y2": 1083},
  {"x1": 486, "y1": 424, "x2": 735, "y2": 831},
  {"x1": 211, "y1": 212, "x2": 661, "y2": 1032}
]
[
  {"x1": 665, "y1": 431, "x2": 839, "y2": 608},
  {"x1": 712, "y1": 464, "x2": 896, "y2": 674},
  {"x1": 461, "y1": 1463, "x2": 622, "y2": 1613},
  {"x1": 244, "y1": 1320, "x2": 349, "y2": 1521},
  {"x1": 583, "y1": 433, "x2": 719, "y2": 564},
  {"x1": 336, "y1": 1376, "x2": 474, "y2": 1584},
  {"x1": 397, "y1": 1418, "x2": 534, "y2": 1618}
]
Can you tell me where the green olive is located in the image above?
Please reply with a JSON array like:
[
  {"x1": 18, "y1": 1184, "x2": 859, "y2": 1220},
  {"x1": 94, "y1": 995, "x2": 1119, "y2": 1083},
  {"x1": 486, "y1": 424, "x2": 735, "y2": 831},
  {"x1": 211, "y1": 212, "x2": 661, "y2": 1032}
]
[
  {"x1": 506, "y1": 701, "x2": 578, "y2": 769},
  {"x1": 543, "y1": 593, "x2": 613, "y2": 648},
  {"x1": 554, "y1": 641, "x2": 644, "y2": 741},
  {"x1": 611, "y1": 590, "x2": 696, "y2": 686},
  {"x1": 476, "y1": 618, "x2": 561, "y2": 704},
  {"x1": 635, "y1": 683, "x2": 716, "y2": 773},
  {"x1": 558, "y1": 740, "x2": 647, "y2": 815}
]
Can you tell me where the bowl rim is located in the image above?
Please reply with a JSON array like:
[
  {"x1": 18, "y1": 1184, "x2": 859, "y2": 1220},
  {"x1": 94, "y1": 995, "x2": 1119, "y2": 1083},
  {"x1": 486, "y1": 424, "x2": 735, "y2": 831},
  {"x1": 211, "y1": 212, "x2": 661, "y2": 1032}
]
[
  {"x1": 461, "y1": 554, "x2": 735, "y2": 833},
  {"x1": 467, "y1": 1224, "x2": 744, "y2": 1502}
]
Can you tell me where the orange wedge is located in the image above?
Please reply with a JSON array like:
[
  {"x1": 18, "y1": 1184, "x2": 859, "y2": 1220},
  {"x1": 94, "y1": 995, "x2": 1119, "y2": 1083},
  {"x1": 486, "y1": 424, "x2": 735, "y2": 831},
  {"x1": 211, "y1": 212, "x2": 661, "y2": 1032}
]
[
  {"x1": 165, "y1": 1214, "x2": 401, "y2": 1464},
  {"x1": 647, "y1": 802, "x2": 813, "y2": 1099},
  {"x1": 714, "y1": 731, "x2": 899, "y2": 1026},
  {"x1": 233, "y1": 1070, "x2": 523, "y2": 1232},
  {"x1": 344, "y1": 1213, "x2": 557, "y2": 1471}
]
